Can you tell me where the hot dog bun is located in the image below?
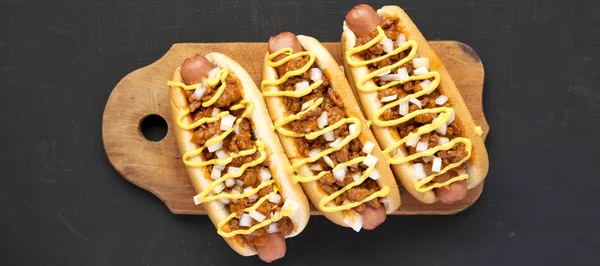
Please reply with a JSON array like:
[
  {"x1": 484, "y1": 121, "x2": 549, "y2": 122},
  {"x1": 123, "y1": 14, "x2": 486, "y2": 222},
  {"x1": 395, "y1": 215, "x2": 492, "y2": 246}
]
[
  {"x1": 262, "y1": 35, "x2": 401, "y2": 228},
  {"x1": 341, "y1": 5, "x2": 489, "y2": 204},
  {"x1": 169, "y1": 53, "x2": 310, "y2": 257}
]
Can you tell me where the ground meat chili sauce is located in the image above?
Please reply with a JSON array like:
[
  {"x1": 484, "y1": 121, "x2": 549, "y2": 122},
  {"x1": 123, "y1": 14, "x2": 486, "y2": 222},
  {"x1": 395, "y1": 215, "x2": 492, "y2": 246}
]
[
  {"x1": 262, "y1": 47, "x2": 390, "y2": 215},
  {"x1": 170, "y1": 65, "x2": 294, "y2": 247},
  {"x1": 347, "y1": 17, "x2": 472, "y2": 192}
]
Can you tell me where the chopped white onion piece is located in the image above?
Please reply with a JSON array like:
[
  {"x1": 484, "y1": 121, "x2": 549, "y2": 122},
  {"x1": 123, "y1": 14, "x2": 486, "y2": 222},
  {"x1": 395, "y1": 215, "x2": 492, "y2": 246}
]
[
  {"x1": 380, "y1": 74, "x2": 406, "y2": 81},
  {"x1": 432, "y1": 157, "x2": 442, "y2": 173},
  {"x1": 267, "y1": 223, "x2": 279, "y2": 233},
  {"x1": 268, "y1": 193, "x2": 281, "y2": 204},
  {"x1": 422, "y1": 156, "x2": 433, "y2": 163},
  {"x1": 379, "y1": 37, "x2": 394, "y2": 54},
  {"x1": 405, "y1": 133, "x2": 419, "y2": 147},
  {"x1": 415, "y1": 141, "x2": 429, "y2": 152},
  {"x1": 213, "y1": 182, "x2": 225, "y2": 193},
  {"x1": 397, "y1": 67, "x2": 409, "y2": 81},
  {"x1": 412, "y1": 57, "x2": 430, "y2": 69},
  {"x1": 249, "y1": 210, "x2": 266, "y2": 222},
  {"x1": 414, "y1": 66, "x2": 429, "y2": 75},
  {"x1": 349, "y1": 163, "x2": 359, "y2": 168},
  {"x1": 295, "y1": 80, "x2": 310, "y2": 91},
  {"x1": 210, "y1": 167, "x2": 222, "y2": 180},
  {"x1": 369, "y1": 169, "x2": 380, "y2": 180},
  {"x1": 207, "y1": 140, "x2": 223, "y2": 152},
  {"x1": 377, "y1": 69, "x2": 392, "y2": 76},
  {"x1": 380, "y1": 94, "x2": 398, "y2": 103},
  {"x1": 342, "y1": 211, "x2": 363, "y2": 232},
  {"x1": 310, "y1": 164, "x2": 323, "y2": 171},
  {"x1": 413, "y1": 163, "x2": 427, "y2": 179},
  {"x1": 219, "y1": 114, "x2": 236, "y2": 130},
  {"x1": 363, "y1": 154, "x2": 378, "y2": 167},
  {"x1": 409, "y1": 97, "x2": 422, "y2": 108},
  {"x1": 208, "y1": 67, "x2": 221, "y2": 80},
  {"x1": 399, "y1": 101, "x2": 409, "y2": 116},
  {"x1": 317, "y1": 111, "x2": 328, "y2": 129},
  {"x1": 420, "y1": 79, "x2": 432, "y2": 90},
  {"x1": 282, "y1": 200, "x2": 300, "y2": 212},
  {"x1": 211, "y1": 108, "x2": 221, "y2": 117},
  {"x1": 259, "y1": 168, "x2": 272, "y2": 181},
  {"x1": 193, "y1": 196, "x2": 201, "y2": 205},
  {"x1": 323, "y1": 155, "x2": 335, "y2": 168},
  {"x1": 225, "y1": 178, "x2": 235, "y2": 187},
  {"x1": 381, "y1": 198, "x2": 389, "y2": 209},
  {"x1": 308, "y1": 149, "x2": 321, "y2": 158},
  {"x1": 395, "y1": 34, "x2": 407, "y2": 46},
  {"x1": 438, "y1": 137, "x2": 450, "y2": 145},
  {"x1": 227, "y1": 166, "x2": 241, "y2": 175},
  {"x1": 447, "y1": 109, "x2": 456, "y2": 125},
  {"x1": 349, "y1": 124, "x2": 357, "y2": 135},
  {"x1": 352, "y1": 173, "x2": 362, "y2": 182},
  {"x1": 233, "y1": 124, "x2": 240, "y2": 135},
  {"x1": 436, "y1": 123, "x2": 447, "y2": 135},
  {"x1": 192, "y1": 85, "x2": 206, "y2": 99},
  {"x1": 213, "y1": 164, "x2": 225, "y2": 171},
  {"x1": 323, "y1": 131, "x2": 335, "y2": 141},
  {"x1": 362, "y1": 141, "x2": 375, "y2": 154},
  {"x1": 215, "y1": 150, "x2": 228, "y2": 161},
  {"x1": 436, "y1": 95, "x2": 448, "y2": 105},
  {"x1": 234, "y1": 180, "x2": 244, "y2": 187},
  {"x1": 244, "y1": 187, "x2": 257, "y2": 201},
  {"x1": 310, "y1": 68, "x2": 323, "y2": 82},
  {"x1": 329, "y1": 137, "x2": 343, "y2": 148},
  {"x1": 333, "y1": 165, "x2": 348, "y2": 181},
  {"x1": 301, "y1": 99, "x2": 315, "y2": 111},
  {"x1": 239, "y1": 213, "x2": 251, "y2": 227},
  {"x1": 219, "y1": 197, "x2": 230, "y2": 204}
]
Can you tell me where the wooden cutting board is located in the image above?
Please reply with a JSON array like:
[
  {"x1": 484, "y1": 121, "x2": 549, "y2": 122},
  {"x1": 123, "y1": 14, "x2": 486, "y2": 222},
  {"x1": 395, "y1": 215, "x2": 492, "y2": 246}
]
[{"x1": 102, "y1": 41, "x2": 488, "y2": 215}]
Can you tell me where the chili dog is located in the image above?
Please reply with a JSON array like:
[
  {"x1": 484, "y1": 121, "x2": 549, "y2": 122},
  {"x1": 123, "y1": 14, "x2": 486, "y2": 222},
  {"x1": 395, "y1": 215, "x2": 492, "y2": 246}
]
[
  {"x1": 168, "y1": 53, "x2": 310, "y2": 262},
  {"x1": 341, "y1": 4, "x2": 489, "y2": 204},
  {"x1": 261, "y1": 32, "x2": 401, "y2": 231}
]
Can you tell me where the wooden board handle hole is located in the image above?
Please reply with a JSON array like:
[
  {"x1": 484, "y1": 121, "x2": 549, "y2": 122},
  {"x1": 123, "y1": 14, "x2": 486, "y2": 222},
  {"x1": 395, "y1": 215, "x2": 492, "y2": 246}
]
[{"x1": 139, "y1": 114, "x2": 169, "y2": 142}]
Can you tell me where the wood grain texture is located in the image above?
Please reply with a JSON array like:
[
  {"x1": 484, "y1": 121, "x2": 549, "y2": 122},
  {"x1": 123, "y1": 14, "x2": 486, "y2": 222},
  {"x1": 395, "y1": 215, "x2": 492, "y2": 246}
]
[{"x1": 102, "y1": 41, "x2": 488, "y2": 215}]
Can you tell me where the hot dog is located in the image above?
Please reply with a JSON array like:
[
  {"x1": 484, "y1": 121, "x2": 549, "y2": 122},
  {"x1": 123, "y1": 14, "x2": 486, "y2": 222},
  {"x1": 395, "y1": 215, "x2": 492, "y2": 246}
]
[
  {"x1": 261, "y1": 32, "x2": 401, "y2": 231},
  {"x1": 168, "y1": 53, "x2": 310, "y2": 262},
  {"x1": 341, "y1": 4, "x2": 489, "y2": 204}
]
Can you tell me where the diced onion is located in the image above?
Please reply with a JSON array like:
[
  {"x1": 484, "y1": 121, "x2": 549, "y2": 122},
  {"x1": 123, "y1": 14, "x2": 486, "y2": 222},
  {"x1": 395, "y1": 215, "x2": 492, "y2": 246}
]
[
  {"x1": 415, "y1": 141, "x2": 429, "y2": 152},
  {"x1": 399, "y1": 101, "x2": 409, "y2": 116},
  {"x1": 405, "y1": 133, "x2": 419, "y2": 147},
  {"x1": 213, "y1": 164, "x2": 225, "y2": 171},
  {"x1": 317, "y1": 111, "x2": 328, "y2": 129},
  {"x1": 249, "y1": 210, "x2": 266, "y2": 222},
  {"x1": 259, "y1": 168, "x2": 272, "y2": 181},
  {"x1": 436, "y1": 123, "x2": 447, "y2": 135},
  {"x1": 432, "y1": 157, "x2": 442, "y2": 173},
  {"x1": 219, "y1": 198, "x2": 230, "y2": 204},
  {"x1": 295, "y1": 80, "x2": 309, "y2": 91},
  {"x1": 379, "y1": 37, "x2": 394, "y2": 54},
  {"x1": 239, "y1": 213, "x2": 251, "y2": 227},
  {"x1": 369, "y1": 169, "x2": 380, "y2": 180},
  {"x1": 225, "y1": 178, "x2": 235, "y2": 187},
  {"x1": 409, "y1": 97, "x2": 422, "y2": 108},
  {"x1": 447, "y1": 109, "x2": 456, "y2": 125},
  {"x1": 301, "y1": 99, "x2": 315, "y2": 111},
  {"x1": 377, "y1": 69, "x2": 391, "y2": 76},
  {"x1": 397, "y1": 67, "x2": 409, "y2": 81},
  {"x1": 323, "y1": 155, "x2": 335, "y2": 168},
  {"x1": 323, "y1": 131, "x2": 335, "y2": 141},
  {"x1": 381, "y1": 198, "x2": 389, "y2": 209},
  {"x1": 282, "y1": 200, "x2": 300, "y2": 212},
  {"x1": 310, "y1": 68, "x2": 323, "y2": 82},
  {"x1": 210, "y1": 167, "x2": 222, "y2": 180},
  {"x1": 420, "y1": 79, "x2": 432, "y2": 90},
  {"x1": 438, "y1": 137, "x2": 450, "y2": 145},
  {"x1": 207, "y1": 140, "x2": 223, "y2": 152},
  {"x1": 244, "y1": 187, "x2": 257, "y2": 201},
  {"x1": 333, "y1": 165, "x2": 348, "y2": 181},
  {"x1": 329, "y1": 137, "x2": 343, "y2": 148},
  {"x1": 342, "y1": 211, "x2": 363, "y2": 232},
  {"x1": 422, "y1": 156, "x2": 433, "y2": 163},
  {"x1": 193, "y1": 196, "x2": 201, "y2": 205},
  {"x1": 233, "y1": 124, "x2": 240, "y2": 135},
  {"x1": 362, "y1": 141, "x2": 375, "y2": 154},
  {"x1": 349, "y1": 124, "x2": 357, "y2": 135},
  {"x1": 208, "y1": 67, "x2": 221, "y2": 80},
  {"x1": 380, "y1": 74, "x2": 406, "y2": 81},
  {"x1": 363, "y1": 154, "x2": 378, "y2": 167},
  {"x1": 352, "y1": 173, "x2": 362, "y2": 182},
  {"x1": 309, "y1": 149, "x2": 321, "y2": 158},
  {"x1": 413, "y1": 163, "x2": 427, "y2": 179},
  {"x1": 219, "y1": 114, "x2": 236, "y2": 130},
  {"x1": 211, "y1": 108, "x2": 221, "y2": 117},
  {"x1": 349, "y1": 163, "x2": 359, "y2": 168},
  {"x1": 380, "y1": 94, "x2": 398, "y2": 103},
  {"x1": 213, "y1": 182, "x2": 225, "y2": 193},
  {"x1": 395, "y1": 34, "x2": 407, "y2": 46},
  {"x1": 436, "y1": 95, "x2": 448, "y2": 105},
  {"x1": 234, "y1": 180, "x2": 244, "y2": 187},
  {"x1": 412, "y1": 57, "x2": 430, "y2": 69},
  {"x1": 215, "y1": 150, "x2": 228, "y2": 161},
  {"x1": 268, "y1": 193, "x2": 281, "y2": 204},
  {"x1": 414, "y1": 66, "x2": 429, "y2": 75},
  {"x1": 227, "y1": 166, "x2": 241, "y2": 175},
  {"x1": 192, "y1": 85, "x2": 206, "y2": 99},
  {"x1": 267, "y1": 223, "x2": 279, "y2": 233},
  {"x1": 310, "y1": 164, "x2": 323, "y2": 171}
]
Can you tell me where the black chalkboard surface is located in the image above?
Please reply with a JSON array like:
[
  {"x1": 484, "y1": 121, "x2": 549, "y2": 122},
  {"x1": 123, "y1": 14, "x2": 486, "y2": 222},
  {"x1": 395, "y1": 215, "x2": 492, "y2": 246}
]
[{"x1": 1, "y1": 0, "x2": 598, "y2": 265}]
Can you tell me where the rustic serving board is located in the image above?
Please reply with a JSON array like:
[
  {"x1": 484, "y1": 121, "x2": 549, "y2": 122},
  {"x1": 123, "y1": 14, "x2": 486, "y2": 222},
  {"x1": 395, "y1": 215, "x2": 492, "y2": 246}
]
[{"x1": 102, "y1": 42, "x2": 488, "y2": 215}]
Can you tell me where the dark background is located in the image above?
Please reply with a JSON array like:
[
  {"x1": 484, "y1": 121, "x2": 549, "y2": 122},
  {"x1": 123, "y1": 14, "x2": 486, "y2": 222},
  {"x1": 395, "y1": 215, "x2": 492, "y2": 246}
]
[{"x1": 1, "y1": 0, "x2": 599, "y2": 265}]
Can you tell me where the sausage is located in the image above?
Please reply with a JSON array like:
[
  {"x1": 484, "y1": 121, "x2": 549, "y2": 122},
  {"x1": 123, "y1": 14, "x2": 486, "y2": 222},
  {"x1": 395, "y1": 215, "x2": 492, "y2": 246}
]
[
  {"x1": 358, "y1": 205, "x2": 386, "y2": 230},
  {"x1": 435, "y1": 180, "x2": 468, "y2": 204},
  {"x1": 268, "y1": 32, "x2": 304, "y2": 76},
  {"x1": 255, "y1": 233, "x2": 287, "y2": 263},
  {"x1": 181, "y1": 54, "x2": 213, "y2": 85},
  {"x1": 345, "y1": 4, "x2": 381, "y2": 38}
]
